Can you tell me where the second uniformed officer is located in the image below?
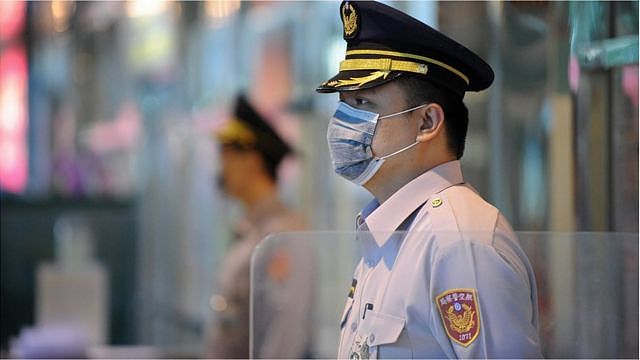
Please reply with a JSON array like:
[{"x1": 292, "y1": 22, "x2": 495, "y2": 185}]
[
  {"x1": 206, "y1": 95, "x2": 313, "y2": 358},
  {"x1": 317, "y1": 1, "x2": 542, "y2": 358}
]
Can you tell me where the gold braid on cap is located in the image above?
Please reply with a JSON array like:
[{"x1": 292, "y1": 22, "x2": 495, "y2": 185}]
[
  {"x1": 324, "y1": 70, "x2": 391, "y2": 88},
  {"x1": 340, "y1": 58, "x2": 429, "y2": 75},
  {"x1": 344, "y1": 49, "x2": 469, "y2": 85},
  {"x1": 216, "y1": 119, "x2": 256, "y2": 146}
]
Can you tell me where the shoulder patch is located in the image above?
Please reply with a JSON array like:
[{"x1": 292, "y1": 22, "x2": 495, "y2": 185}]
[
  {"x1": 267, "y1": 250, "x2": 290, "y2": 282},
  {"x1": 435, "y1": 288, "x2": 480, "y2": 347}
]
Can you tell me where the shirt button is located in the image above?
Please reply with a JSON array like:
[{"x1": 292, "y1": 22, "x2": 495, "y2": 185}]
[
  {"x1": 369, "y1": 333, "x2": 375, "y2": 343},
  {"x1": 351, "y1": 322, "x2": 357, "y2": 332}
]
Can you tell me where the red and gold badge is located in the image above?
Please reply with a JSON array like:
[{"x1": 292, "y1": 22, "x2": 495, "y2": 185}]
[
  {"x1": 267, "y1": 250, "x2": 290, "y2": 282},
  {"x1": 435, "y1": 288, "x2": 480, "y2": 347}
]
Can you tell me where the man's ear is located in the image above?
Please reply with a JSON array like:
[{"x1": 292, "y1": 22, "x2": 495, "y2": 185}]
[{"x1": 416, "y1": 103, "x2": 445, "y2": 143}]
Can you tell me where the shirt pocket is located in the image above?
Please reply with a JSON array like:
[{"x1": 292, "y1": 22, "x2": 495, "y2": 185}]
[{"x1": 365, "y1": 310, "x2": 411, "y2": 358}]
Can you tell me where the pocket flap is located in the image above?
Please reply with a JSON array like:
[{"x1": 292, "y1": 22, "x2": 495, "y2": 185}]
[{"x1": 367, "y1": 311, "x2": 405, "y2": 346}]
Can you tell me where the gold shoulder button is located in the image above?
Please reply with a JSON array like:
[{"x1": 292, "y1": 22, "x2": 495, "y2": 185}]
[{"x1": 431, "y1": 197, "x2": 443, "y2": 208}]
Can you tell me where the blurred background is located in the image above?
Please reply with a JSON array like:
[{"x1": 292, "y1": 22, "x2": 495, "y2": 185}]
[{"x1": 0, "y1": 0, "x2": 638, "y2": 358}]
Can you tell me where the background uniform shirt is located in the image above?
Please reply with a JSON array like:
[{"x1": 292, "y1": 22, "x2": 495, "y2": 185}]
[
  {"x1": 337, "y1": 160, "x2": 542, "y2": 359},
  {"x1": 207, "y1": 195, "x2": 313, "y2": 359}
]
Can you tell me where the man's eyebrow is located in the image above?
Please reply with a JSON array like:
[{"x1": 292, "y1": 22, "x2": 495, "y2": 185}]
[{"x1": 340, "y1": 90, "x2": 369, "y2": 99}]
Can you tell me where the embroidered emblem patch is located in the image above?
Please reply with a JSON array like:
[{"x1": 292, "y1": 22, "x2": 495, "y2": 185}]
[
  {"x1": 435, "y1": 288, "x2": 480, "y2": 346},
  {"x1": 267, "y1": 250, "x2": 290, "y2": 282},
  {"x1": 341, "y1": 1, "x2": 359, "y2": 39}
]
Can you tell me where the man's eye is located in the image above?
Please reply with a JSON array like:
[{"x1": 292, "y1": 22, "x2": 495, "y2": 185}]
[{"x1": 355, "y1": 98, "x2": 370, "y2": 106}]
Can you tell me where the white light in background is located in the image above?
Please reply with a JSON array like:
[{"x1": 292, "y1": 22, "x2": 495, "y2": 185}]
[
  {"x1": 205, "y1": 0, "x2": 240, "y2": 28},
  {"x1": 51, "y1": 0, "x2": 75, "y2": 32},
  {"x1": 405, "y1": 0, "x2": 437, "y2": 29},
  {"x1": 126, "y1": 0, "x2": 169, "y2": 18},
  {"x1": 326, "y1": 36, "x2": 345, "y2": 77},
  {"x1": 125, "y1": 0, "x2": 179, "y2": 74},
  {"x1": 205, "y1": 0, "x2": 240, "y2": 19}
]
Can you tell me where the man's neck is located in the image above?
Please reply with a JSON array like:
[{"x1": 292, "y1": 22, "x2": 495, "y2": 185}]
[
  {"x1": 366, "y1": 168, "x2": 425, "y2": 203},
  {"x1": 366, "y1": 156, "x2": 456, "y2": 203},
  {"x1": 240, "y1": 176, "x2": 278, "y2": 209}
]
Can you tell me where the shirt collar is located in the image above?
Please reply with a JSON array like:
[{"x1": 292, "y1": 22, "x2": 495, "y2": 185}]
[
  {"x1": 362, "y1": 160, "x2": 464, "y2": 246},
  {"x1": 355, "y1": 198, "x2": 379, "y2": 229}
]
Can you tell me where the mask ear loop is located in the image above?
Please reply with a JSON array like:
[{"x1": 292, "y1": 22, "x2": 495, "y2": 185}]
[
  {"x1": 374, "y1": 103, "x2": 426, "y2": 160},
  {"x1": 374, "y1": 104, "x2": 429, "y2": 161},
  {"x1": 376, "y1": 140, "x2": 420, "y2": 160},
  {"x1": 378, "y1": 103, "x2": 428, "y2": 120}
]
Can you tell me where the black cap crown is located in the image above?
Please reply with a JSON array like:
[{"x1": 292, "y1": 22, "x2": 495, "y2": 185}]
[
  {"x1": 216, "y1": 95, "x2": 292, "y2": 166},
  {"x1": 317, "y1": 1, "x2": 494, "y2": 97}
]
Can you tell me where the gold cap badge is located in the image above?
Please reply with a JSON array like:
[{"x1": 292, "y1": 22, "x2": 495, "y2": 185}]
[{"x1": 341, "y1": 2, "x2": 359, "y2": 39}]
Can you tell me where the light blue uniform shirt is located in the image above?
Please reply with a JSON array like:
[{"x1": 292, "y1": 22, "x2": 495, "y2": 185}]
[{"x1": 337, "y1": 160, "x2": 542, "y2": 359}]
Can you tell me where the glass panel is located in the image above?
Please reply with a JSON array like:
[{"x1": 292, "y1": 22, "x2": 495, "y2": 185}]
[
  {"x1": 6, "y1": 1, "x2": 638, "y2": 358},
  {"x1": 250, "y1": 231, "x2": 638, "y2": 358},
  {"x1": 611, "y1": 2, "x2": 639, "y2": 233},
  {"x1": 570, "y1": 1, "x2": 639, "y2": 232}
]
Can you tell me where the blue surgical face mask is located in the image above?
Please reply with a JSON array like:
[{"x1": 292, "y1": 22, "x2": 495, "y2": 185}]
[{"x1": 327, "y1": 101, "x2": 428, "y2": 185}]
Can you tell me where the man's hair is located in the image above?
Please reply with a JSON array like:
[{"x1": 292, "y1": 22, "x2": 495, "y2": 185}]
[
  {"x1": 395, "y1": 76, "x2": 469, "y2": 159},
  {"x1": 261, "y1": 154, "x2": 280, "y2": 182}
]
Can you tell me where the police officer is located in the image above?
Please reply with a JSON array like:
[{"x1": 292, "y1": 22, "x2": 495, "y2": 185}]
[
  {"x1": 206, "y1": 95, "x2": 313, "y2": 358},
  {"x1": 317, "y1": 1, "x2": 542, "y2": 358}
]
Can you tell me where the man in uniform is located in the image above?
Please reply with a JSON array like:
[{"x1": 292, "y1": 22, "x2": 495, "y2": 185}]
[
  {"x1": 206, "y1": 94, "x2": 313, "y2": 358},
  {"x1": 317, "y1": 1, "x2": 542, "y2": 358}
]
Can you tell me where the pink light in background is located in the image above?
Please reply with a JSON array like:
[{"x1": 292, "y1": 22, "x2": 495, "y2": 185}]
[
  {"x1": 622, "y1": 65, "x2": 639, "y2": 108},
  {"x1": 0, "y1": 1, "x2": 26, "y2": 42},
  {"x1": 0, "y1": 44, "x2": 29, "y2": 193},
  {"x1": 84, "y1": 102, "x2": 141, "y2": 154}
]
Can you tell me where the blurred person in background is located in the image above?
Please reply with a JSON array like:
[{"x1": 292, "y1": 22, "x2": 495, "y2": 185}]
[
  {"x1": 317, "y1": 1, "x2": 541, "y2": 358},
  {"x1": 205, "y1": 94, "x2": 313, "y2": 358}
]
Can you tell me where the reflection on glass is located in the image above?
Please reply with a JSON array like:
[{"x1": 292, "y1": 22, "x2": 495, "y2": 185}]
[{"x1": 251, "y1": 231, "x2": 638, "y2": 358}]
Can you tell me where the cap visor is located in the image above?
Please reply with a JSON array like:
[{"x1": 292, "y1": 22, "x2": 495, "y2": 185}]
[{"x1": 316, "y1": 70, "x2": 402, "y2": 93}]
